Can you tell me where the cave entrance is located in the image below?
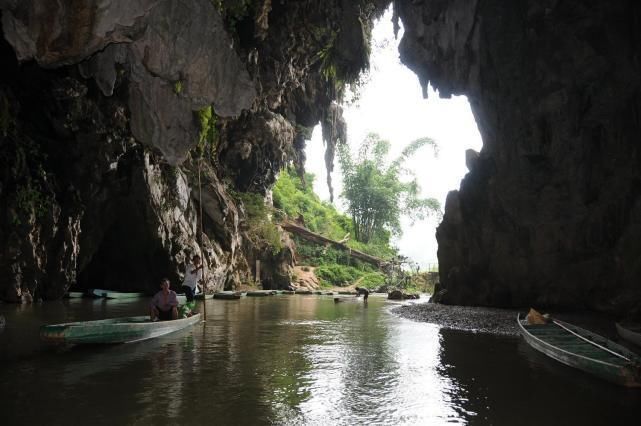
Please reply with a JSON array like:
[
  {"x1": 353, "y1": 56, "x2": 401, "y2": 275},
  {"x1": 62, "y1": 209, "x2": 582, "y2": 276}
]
[
  {"x1": 304, "y1": 9, "x2": 483, "y2": 271},
  {"x1": 76, "y1": 191, "x2": 174, "y2": 294}
]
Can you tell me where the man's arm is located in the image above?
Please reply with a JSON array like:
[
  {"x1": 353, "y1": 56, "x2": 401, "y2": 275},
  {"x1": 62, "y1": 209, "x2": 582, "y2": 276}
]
[
  {"x1": 190, "y1": 264, "x2": 204, "y2": 274},
  {"x1": 168, "y1": 291, "x2": 178, "y2": 307}
]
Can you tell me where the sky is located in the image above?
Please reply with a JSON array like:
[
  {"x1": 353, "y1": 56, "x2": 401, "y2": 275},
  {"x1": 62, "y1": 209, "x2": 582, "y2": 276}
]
[{"x1": 304, "y1": 10, "x2": 483, "y2": 269}]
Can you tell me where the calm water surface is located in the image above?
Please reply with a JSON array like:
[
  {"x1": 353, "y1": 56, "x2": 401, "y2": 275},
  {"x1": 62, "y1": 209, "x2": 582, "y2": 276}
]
[{"x1": 1, "y1": 296, "x2": 639, "y2": 425}]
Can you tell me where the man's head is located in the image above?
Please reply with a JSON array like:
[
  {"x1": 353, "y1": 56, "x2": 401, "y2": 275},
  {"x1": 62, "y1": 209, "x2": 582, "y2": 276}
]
[{"x1": 160, "y1": 278, "x2": 170, "y2": 291}]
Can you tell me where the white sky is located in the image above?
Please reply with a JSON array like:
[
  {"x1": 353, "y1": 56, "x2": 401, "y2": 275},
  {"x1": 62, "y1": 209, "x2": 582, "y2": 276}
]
[{"x1": 304, "y1": 10, "x2": 483, "y2": 269}]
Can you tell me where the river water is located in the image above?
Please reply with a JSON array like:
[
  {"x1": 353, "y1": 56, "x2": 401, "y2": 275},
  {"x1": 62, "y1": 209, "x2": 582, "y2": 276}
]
[{"x1": 1, "y1": 295, "x2": 639, "y2": 425}]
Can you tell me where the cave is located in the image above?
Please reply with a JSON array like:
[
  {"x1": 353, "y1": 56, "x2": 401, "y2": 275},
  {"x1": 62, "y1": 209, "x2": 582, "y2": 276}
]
[
  {"x1": 76, "y1": 198, "x2": 175, "y2": 294},
  {"x1": 0, "y1": 1, "x2": 639, "y2": 316}
]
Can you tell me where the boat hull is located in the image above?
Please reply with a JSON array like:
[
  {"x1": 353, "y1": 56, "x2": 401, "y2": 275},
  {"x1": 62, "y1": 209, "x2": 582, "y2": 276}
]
[
  {"x1": 90, "y1": 289, "x2": 146, "y2": 299},
  {"x1": 213, "y1": 292, "x2": 241, "y2": 300},
  {"x1": 616, "y1": 322, "x2": 641, "y2": 347},
  {"x1": 65, "y1": 292, "x2": 85, "y2": 299},
  {"x1": 518, "y1": 314, "x2": 641, "y2": 387},
  {"x1": 41, "y1": 314, "x2": 201, "y2": 345}
]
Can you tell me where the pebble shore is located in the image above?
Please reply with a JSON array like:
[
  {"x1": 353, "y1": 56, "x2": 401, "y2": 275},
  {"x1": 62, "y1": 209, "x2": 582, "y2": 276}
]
[{"x1": 392, "y1": 301, "x2": 522, "y2": 336}]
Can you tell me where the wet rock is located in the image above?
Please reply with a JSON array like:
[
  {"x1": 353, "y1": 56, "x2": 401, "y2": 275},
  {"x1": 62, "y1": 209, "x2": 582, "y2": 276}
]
[
  {"x1": 396, "y1": 1, "x2": 641, "y2": 314},
  {"x1": 292, "y1": 266, "x2": 320, "y2": 291},
  {"x1": 2, "y1": 0, "x2": 256, "y2": 163},
  {"x1": 0, "y1": 0, "x2": 388, "y2": 301},
  {"x1": 388, "y1": 290, "x2": 420, "y2": 300}
]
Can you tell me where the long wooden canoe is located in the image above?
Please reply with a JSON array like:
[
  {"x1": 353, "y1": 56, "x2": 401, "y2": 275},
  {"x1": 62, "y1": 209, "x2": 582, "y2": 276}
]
[
  {"x1": 41, "y1": 314, "x2": 201, "y2": 345},
  {"x1": 213, "y1": 292, "x2": 241, "y2": 300},
  {"x1": 90, "y1": 289, "x2": 146, "y2": 299},
  {"x1": 246, "y1": 291, "x2": 272, "y2": 297},
  {"x1": 195, "y1": 293, "x2": 214, "y2": 300},
  {"x1": 518, "y1": 314, "x2": 641, "y2": 387},
  {"x1": 65, "y1": 292, "x2": 85, "y2": 299},
  {"x1": 616, "y1": 322, "x2": 641, "y2": 347}
]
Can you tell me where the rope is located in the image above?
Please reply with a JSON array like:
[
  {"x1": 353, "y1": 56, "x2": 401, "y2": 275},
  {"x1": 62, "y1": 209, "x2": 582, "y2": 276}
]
[{"x1": 553, "y1": 320, "x2": 629, "y2": 362}]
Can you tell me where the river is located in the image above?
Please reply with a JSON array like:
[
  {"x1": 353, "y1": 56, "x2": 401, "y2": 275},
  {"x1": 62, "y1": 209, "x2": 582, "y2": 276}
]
[{"x1": 0, "y1": 295, "x2": 639, "y2": 425}]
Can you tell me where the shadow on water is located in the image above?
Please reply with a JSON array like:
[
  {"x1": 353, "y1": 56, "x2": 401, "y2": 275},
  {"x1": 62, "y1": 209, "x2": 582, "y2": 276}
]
[{"x1": 437, "y1": 328, "x2": 641, "y2": 426}]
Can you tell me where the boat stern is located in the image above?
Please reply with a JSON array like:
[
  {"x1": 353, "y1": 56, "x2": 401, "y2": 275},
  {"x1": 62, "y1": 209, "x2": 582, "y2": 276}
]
[{"x1": 40, "y1": 324, "x2": 68, "y2": 344}]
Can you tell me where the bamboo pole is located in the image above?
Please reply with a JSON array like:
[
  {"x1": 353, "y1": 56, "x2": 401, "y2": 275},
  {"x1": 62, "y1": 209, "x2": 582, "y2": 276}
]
[{"x1": 198, "y1": 158, "x2": 207, "y2": 322}]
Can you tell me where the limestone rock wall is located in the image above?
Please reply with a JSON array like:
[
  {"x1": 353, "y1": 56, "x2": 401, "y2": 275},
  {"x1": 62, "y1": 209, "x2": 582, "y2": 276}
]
[
  {"x1": 0, "y1": 0, "x2": 385, "y2": 301},
  {"x1": 396, "y1": 0, "x2": 641, "y2": 313}
]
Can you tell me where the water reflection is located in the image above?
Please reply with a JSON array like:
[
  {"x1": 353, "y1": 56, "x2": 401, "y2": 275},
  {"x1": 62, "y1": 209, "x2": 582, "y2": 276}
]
[
  {"x1": 438, "y1": 329, "x2": 641, "y2": 426},
  {"x1": 1, "y1": 297, "x2": 640, "y2": 425}
]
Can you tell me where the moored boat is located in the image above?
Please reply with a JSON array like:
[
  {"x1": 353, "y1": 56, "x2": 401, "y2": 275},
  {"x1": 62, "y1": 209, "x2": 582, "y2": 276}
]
[
  {"x1": 195, "y1": 293, "x2": 214, "y2": 300},
  {"x1": 616, "y1": 322, "x2": 641, "y2": 347},
  {"x1": 41, "y1": 314, "x2": 201, "y2": 345},
  {"x1": 65, "y1": 292, "x2": 85, "y2": 299},
  {"x1": 90, "y1": 289, "x2": 146, "y2": 299},
  {"x1": 246, "y1": 291, "x2": 272, "y2": 297},
  {"x1": 518, "y1": 313, "x2": 641, "y2": 387},
  {"x1": 213, "y1": 292, "x2": 241, "y2": 300}
]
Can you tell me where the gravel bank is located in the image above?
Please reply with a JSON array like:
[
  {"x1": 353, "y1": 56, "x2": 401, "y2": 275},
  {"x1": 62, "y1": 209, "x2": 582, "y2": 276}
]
[{"x1": 392, "y1": 302, "x2": 521, "y2": 336}]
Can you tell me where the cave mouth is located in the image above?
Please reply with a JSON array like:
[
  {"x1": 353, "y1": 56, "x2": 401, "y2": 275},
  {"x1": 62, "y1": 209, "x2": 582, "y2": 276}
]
[
  {"x1": 76, "y1": 198, "x2": 175, "y2": 295},
  {"x1": 304, "y1": 9, "x2": 483, "y2": 270}
]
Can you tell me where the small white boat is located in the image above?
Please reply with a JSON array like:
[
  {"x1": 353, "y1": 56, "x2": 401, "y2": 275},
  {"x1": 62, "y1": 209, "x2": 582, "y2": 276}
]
[{"x1": 41, "y1": 314, "x2": 201, "y2": 344}]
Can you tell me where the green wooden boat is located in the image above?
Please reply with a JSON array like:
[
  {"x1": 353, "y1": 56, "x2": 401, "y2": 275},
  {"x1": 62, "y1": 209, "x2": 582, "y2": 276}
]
[
  {"x1": 90, "y1": 289, "x2": 146, "y2": 299},
  {"x1": 65, "y1": 292, "x2": 85, "y2": 299},
  {"x1": 616, "y1": 322, "x2": 641, "y2": 347},
  {"x1": 246, "y1": 291, "x2": 272, "y2": 297},
  {"x1": 195, "y1": 293, "x2": 214, "y2": 300},
  {"x1": 518, "y1": 313, "x2": 641, "y2": 387},
  {"x1": 41, "y1": 314, "x2": 201, "y2": 345},
  {"x1": 213, "y1": 292, "x2": 241, "y2": 300}
]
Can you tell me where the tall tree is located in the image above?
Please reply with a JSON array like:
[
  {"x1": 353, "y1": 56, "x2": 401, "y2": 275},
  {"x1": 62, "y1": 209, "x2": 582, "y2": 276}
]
[{"x1": 337, "y1": 133, "x2": 441, "y2": 244}]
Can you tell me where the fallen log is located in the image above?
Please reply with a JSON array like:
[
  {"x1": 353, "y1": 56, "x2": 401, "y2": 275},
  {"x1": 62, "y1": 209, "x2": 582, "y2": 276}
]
[{"x1": 281, "y1": 221, "x2": 386, "y2": 268}]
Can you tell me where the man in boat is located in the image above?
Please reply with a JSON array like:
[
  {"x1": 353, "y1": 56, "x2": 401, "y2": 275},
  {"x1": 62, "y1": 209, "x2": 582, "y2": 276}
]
[
  {"x1": 150, "y1": 278, "x2": 179, "y2": 321},
  {"x1": 182, "y1": 254, "x2": 204, "y2": 302}
]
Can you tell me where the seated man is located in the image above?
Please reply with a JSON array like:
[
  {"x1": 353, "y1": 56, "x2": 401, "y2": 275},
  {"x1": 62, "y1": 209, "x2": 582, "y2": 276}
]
[{"x1": 150, "y1": 278, "x2": 178, "y2": 321}]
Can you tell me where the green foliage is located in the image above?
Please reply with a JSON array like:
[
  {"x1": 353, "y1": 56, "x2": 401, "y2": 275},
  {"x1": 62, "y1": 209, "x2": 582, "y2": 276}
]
[
  {"x1": 1, "y1": 124, "x2": 53, "y2": 226},
  {"x1": 236, "y1": 191, "x2": 283, "y2": 255},
  {"x1": 359, "y1": 271, "x2": 386, "y2": 289},
  {"x1": 13, "y1": 182, "x2": 51, "y2": 225},
  {"x1": 273, "y1": 168, "x2": 348, "y2": 240},
  {"x1": 196, "y1": 106, "x2": 219, "y2": 161},
  {"x1": 173, "y1": 80, "x2": 183, "y2": 94},
  {"x1": 408, "y1": 272, "x2": 437, "y2": 294},
  {"x1": 338, "y1": 132, "x2": 441, "y2": 244},
  {"x1": 315, "y1": 263, "x2": 385, "y2": 288},
  {"x1": 273, "y1": 167, "x2": 396, "y2": 259}
]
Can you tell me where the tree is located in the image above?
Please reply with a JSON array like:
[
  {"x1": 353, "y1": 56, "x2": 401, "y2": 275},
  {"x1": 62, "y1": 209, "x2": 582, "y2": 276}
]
[{"x1": 337, "y1": 133, "x2": 441, "y2": 244}]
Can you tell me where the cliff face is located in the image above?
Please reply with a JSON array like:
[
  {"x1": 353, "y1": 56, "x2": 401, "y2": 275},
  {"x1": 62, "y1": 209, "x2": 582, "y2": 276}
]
[
  {"x1": 3, "y1": 0, "x2": 639, "y2": 313},
  {"x1": 396, "y1": 1, "x2": 641, "y2": 313},
  {"x1": 0, "y1": 0, "x2": 386, "y2": 301}
]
